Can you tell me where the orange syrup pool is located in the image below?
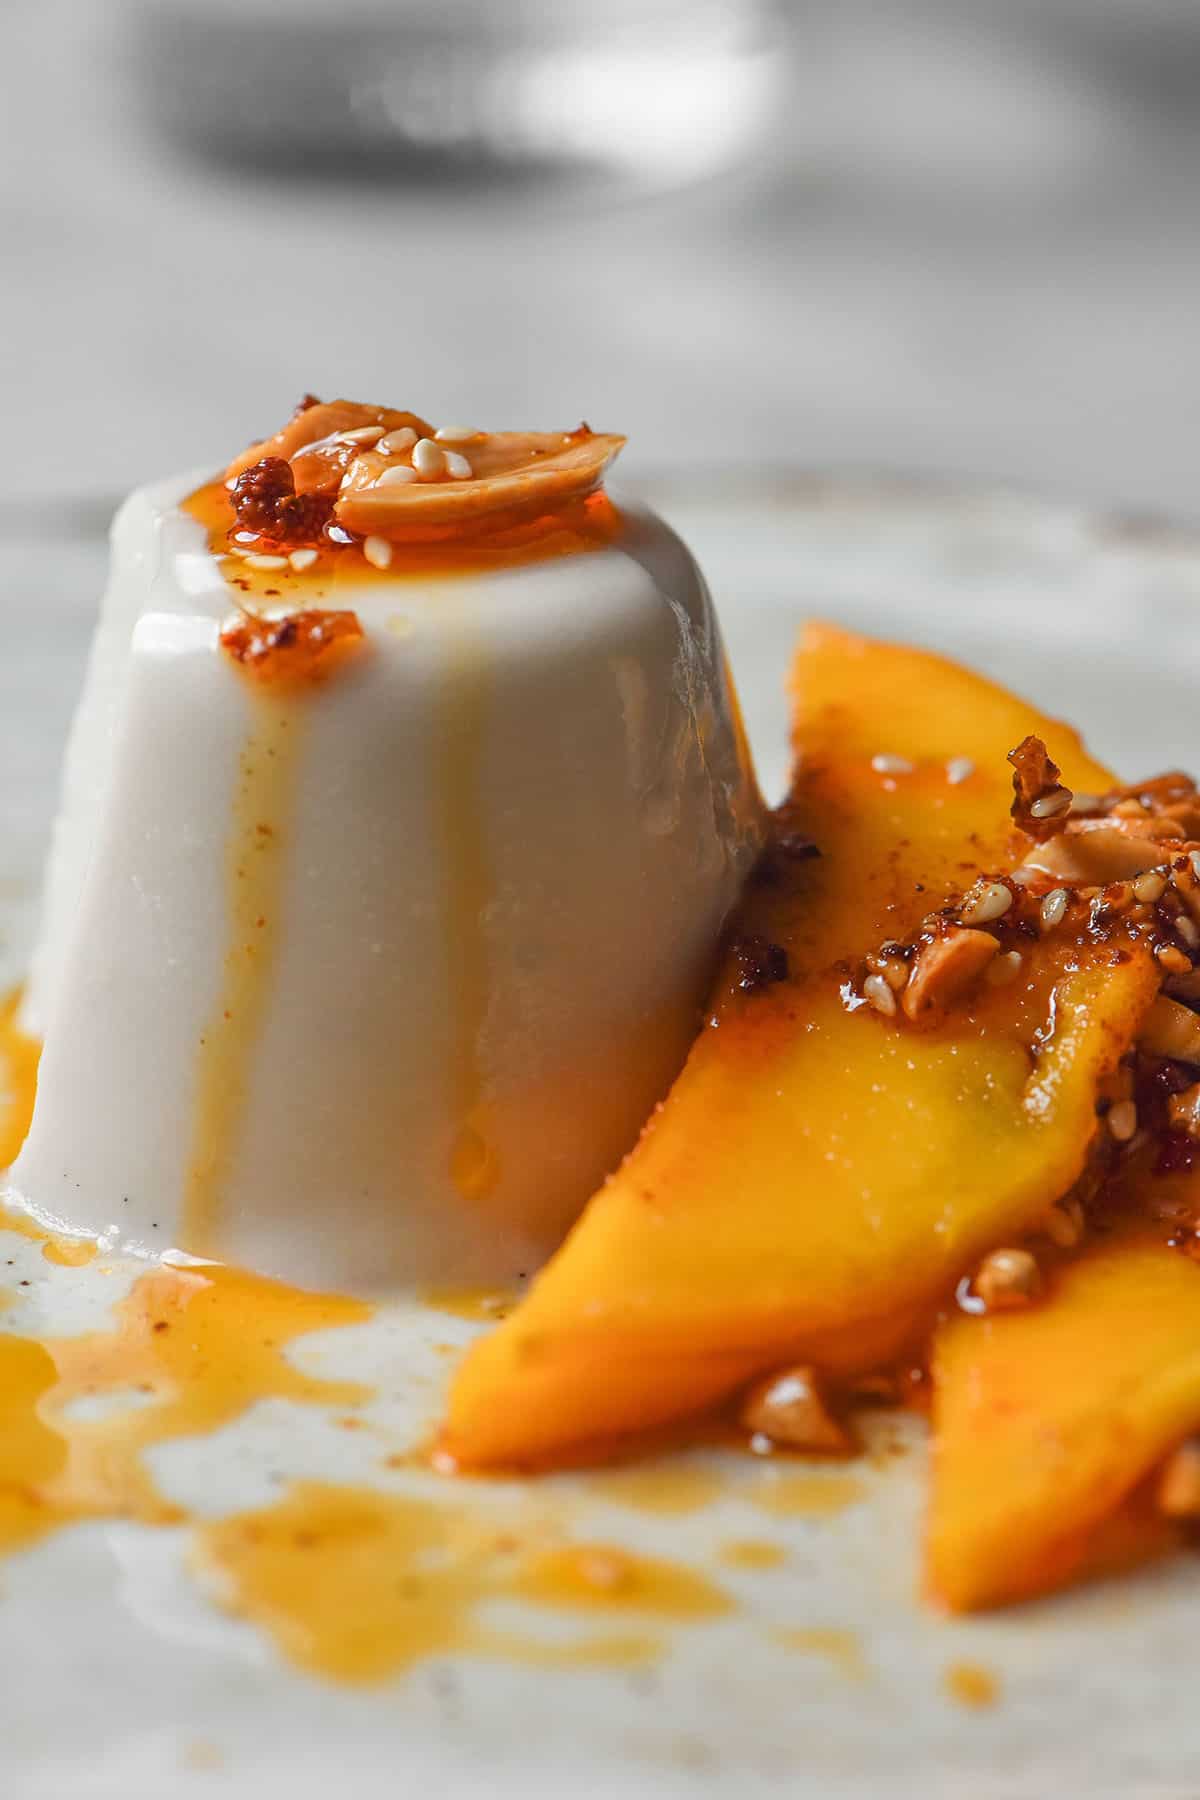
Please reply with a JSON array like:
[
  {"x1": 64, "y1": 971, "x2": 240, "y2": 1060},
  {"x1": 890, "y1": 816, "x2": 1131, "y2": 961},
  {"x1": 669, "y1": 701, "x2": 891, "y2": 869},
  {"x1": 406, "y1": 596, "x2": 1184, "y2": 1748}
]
[{"x1": 0, "y1": 999, "x2": 748, "y2": 1685}]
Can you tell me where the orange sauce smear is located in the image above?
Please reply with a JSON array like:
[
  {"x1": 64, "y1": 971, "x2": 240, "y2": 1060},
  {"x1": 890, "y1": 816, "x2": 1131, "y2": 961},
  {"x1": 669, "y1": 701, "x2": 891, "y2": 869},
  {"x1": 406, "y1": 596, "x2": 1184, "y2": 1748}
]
[
  {"x1": 0, "y1": 991, "x2": 38, "y2": 1171},
  {"x1": 196, "y1": 1489, "x2": 731, "y2": 1683},
  {"x1": 0, "y1": 1012, "x2": 742, "y2": 1684},
  {"x1": 0, "y1": 1260, "x2": 370, "y2": 1557}
]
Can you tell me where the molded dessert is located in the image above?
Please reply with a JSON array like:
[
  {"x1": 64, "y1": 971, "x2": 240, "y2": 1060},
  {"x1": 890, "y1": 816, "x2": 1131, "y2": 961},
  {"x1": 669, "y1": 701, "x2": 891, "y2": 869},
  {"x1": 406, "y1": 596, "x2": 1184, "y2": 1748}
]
[{"x1": 8, "y1": 402, "x2": 762, "y2": 1289}]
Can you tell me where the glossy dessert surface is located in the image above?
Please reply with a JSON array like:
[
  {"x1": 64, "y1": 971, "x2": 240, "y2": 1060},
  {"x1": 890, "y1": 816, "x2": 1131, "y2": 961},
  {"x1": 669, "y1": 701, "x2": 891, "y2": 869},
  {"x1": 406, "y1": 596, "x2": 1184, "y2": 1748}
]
[{"x1": 10, "y1": 405, "x2": 761, "y2": 1288}]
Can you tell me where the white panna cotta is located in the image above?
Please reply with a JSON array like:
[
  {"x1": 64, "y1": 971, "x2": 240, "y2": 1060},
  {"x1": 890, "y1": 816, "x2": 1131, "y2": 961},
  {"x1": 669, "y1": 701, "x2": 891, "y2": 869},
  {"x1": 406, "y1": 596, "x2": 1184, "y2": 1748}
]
[{"x1": 10, "y1": 405, "x2": 762, "y2": 1291}]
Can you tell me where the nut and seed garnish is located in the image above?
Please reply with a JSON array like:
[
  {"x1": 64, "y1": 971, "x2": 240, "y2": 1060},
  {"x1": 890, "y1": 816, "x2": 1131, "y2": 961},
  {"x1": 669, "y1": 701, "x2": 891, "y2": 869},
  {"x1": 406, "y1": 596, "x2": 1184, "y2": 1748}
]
[
  {"x1": 412, "y1": 437, "x2": 448, "y2": 479},
  {"x1": 377, "y1": 426, "x2": 418, "y2": 456},
  {"x1": 1133, "y1": 869, "x2": 1168, "y2": 904},
  {"x1": 1157, "y1": 1439, "x2": 1200, "y2": 1519},
  {"x1": 434, "y1": 425, "x2": 483, "y2": 445},
  {"x1": 945, "y1": 756, "x2": 974, "y2": 785},
  {"x1": 738, "y1": 1366, "x2": 852, "y2": 1454},
  {"x1": 1040, "y1": 888, "x2": 1068, "y2": 930},
  {"x1": 731, "y1": 933, "x2": 790, "y2": 995},
  {"x1": 871, "y1": 753, "x2": 914, "y2": 776},
  {"x1": 376, "y1": 464, "x2": 419, "y2": 488},
  {"x1": 443, "y1": 450, "x2": 474, "y2": 480},
  {"x1": 1009, "y1": 736, "x2": 1073, "y2": 842},
  {"x1": 363, "y1": 534, "x2": 394, "y2": 571},
  {"x1": 971, "y1": 1247, "x2": 1042, "y2": 1312},
  {"x1": 229, "y1": 456, "x2": 334, "y2": 545},
  {"x1": 1167, "y1": 1084, "x2": 1200, "y2": 1139},
  {"x1": 1044, "y1": 1196, "x2": 1085, "y2": 1249},
  {"x1": 863, "y1": 973, "x2": 898, "y2": 1016},
  {"x1": 219, "y1": 608, "x2": 365, "y2": 687},
  {"x1": 1106, "y1": 1099, "x2": 1139, "y2": 1143},
  {"x1": 901, "y1": 929, "x2": 999, "y2": 1022},
  {"x1": 958, "y1": 881, "x2": 1013, "y2": 927}
]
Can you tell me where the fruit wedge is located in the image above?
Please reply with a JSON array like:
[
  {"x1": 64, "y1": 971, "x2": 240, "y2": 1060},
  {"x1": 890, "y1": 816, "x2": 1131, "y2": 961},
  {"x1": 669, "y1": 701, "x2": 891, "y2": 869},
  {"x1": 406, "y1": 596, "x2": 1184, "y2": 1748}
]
[
  {"x1": 927, "y1": 1208, "x2": 1200, "y2": 1611},
  {"x1": 441, "y1": 624, "x2": 1157, "y2": 1469}
]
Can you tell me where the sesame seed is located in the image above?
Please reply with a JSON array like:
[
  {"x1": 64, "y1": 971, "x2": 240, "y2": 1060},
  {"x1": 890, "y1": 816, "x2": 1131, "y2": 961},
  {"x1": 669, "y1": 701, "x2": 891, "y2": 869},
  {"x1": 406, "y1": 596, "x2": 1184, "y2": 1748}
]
[
  {"x1": 244, "y1": 553, "x2": 288, "y2": 570},
  {"x1": 376, "y1": 465, "x2": 418, "y2": 487},
  {"x1": 960, "y1": 882, "x2": 1012, "y2": 926},
  {"x1": 288, "y1": 548, "x2": 318, "y2": 572},
  {"x1": 871, "y1": 753, "x2": 914, "y2": 776},
  {"x1": 434, "y1": 425, "x2": 483, "y2": 445},
  {"x1": 340, "y1": 425, "x2": 385, "y2": 444},
  {"x1": 378, "y1": 427, "x2": 418, "y2": 456},
  {"x1": 363, "y1": 535, "x2": 393, "y2": 570},
  {"x1": 443, "y1": 450, "x2": 474, "y2": 480},
  {"x1": 863, "y1": 974, "x2": 897, "y2": 1016},
  {"x1": 1107, "y1": 1099, "x2": 1138, "y2": 1143},
  {"x1": 1040, "y1": 888, "x2": 1068, "y2": 929},
  {"x1": 1030, "y1": 788, "x2": 1072, "y2": 820},
  {"x1": 1177, "y1": 915, "x2": 1200, "y2": 949},
  {"x1": 1132, "y1": 869, "x2": 1168, "y2": 904},
  {"x1": 973, "y1": 1247, "x2": 1041, "y2": 1311},
  {"x1": 945, "y1": 756, "x2": 974, "y2": 785},
  {"x1": 986, "y1": 950, "x2": 1023, "y2": 985},
  {"x1": 412, "y1": 438, "x2": 447, "y2": 479}
]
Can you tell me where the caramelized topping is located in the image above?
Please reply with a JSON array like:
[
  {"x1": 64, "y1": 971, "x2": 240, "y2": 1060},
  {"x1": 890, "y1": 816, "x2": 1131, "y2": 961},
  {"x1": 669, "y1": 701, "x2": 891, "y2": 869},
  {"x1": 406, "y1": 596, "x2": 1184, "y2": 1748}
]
[
  {"x1": 220, "y1": 609, "x2": 365, "y2": 686},
  {"x1": 1009, "y1": 735, "x2": 1072, "y2": 841},
  {"x1": 221, "y1": 398, "x2": 625, "y2": 546},
  {"x1": 230, "y1": 456, "x2": 334, "y2": 546}
]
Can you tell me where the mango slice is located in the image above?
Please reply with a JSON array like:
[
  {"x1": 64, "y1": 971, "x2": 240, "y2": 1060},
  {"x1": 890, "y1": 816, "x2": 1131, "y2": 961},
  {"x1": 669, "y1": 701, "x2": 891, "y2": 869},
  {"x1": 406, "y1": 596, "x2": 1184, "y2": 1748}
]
[
  {"x1": 927, "y1": 1215, "x2": 1200, "y2": 1611},
  {"x1": 441, "y1": 625, "x2": 1157, "y2": 1468}
]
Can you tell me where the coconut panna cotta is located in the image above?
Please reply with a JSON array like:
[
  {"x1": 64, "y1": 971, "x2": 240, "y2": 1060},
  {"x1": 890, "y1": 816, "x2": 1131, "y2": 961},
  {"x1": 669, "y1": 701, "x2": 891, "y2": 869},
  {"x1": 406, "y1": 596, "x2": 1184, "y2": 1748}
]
[{"x1": 8, "y1": 400, "x2": 763, "y2": 1290}]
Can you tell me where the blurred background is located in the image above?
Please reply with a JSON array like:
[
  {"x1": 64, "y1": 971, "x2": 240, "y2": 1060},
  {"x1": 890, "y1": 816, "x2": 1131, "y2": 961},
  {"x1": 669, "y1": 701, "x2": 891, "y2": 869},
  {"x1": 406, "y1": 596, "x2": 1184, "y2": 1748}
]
[{"x1": 3, "y1": 0, "x2": 1199, "y2": 524}]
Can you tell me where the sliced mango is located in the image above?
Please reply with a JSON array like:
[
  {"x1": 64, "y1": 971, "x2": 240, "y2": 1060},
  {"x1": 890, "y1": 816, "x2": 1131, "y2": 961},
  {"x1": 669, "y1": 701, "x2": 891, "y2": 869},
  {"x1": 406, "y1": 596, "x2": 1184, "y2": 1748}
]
[
  {"x1": 441, "y1": 625, "x2": 1157, "y2": 1468},
  {"x1": 927, "y1": 1214, "x2": 1200, "y2": 1611}
]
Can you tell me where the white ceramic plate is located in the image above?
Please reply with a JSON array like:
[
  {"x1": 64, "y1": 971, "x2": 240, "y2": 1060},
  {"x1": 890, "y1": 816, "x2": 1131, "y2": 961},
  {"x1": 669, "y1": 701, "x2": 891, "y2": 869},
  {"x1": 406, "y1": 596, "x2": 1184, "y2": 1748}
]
[{"x1": 3, "y1": 479, "x2": 1199, "y2": 1800}]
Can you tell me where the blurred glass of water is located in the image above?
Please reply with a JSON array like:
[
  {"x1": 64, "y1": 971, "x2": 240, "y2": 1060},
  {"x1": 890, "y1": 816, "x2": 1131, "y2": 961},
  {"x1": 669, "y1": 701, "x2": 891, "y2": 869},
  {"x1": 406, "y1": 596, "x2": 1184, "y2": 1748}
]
[{"x1": 135, "y1": 0, "x2": 790, "y2": 195}]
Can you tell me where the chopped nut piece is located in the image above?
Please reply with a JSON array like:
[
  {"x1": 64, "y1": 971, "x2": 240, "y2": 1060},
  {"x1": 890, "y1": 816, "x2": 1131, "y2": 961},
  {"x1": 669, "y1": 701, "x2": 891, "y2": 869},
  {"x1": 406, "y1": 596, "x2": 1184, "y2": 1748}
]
[
  {"x1": 945, "y1": 756, "x2": 974, "y2": 785},
  {"x1": 1157, "y1": 1439, "x2": 1200, "y2": 1519},
  {"x1": 902, "y1": 929, "x2": 1000, "y2": 1022},
  {"x1": 1139, "y1": 995, "x2": 1200, "y2": 1064},
  {"x1": 1132, "y1": 869, "x2": 1168, "y2": 904},
  {"x1": 738, "y1": 1366, "x2": 852, "y2": 1454},
  {"x1": 1167, "y1": 1084, "x2": 1200, "y2": 1139},
  {"x1": 1008, "y1": 736, "x2": 1072, "y2": 842},
  {"x1": 972, "y1": 1248, "x2": 1042, "y2": 1312},
  {"x1": 1043, "y1": 1197, "x2": 1085, "y2": 1249},
  {"x1": 1106, "y1": 1099, "x2": 1138, "y2": 1143},
  {"x1": 1156, "y1": 944, "x2": 1194, "y2": 976}
]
